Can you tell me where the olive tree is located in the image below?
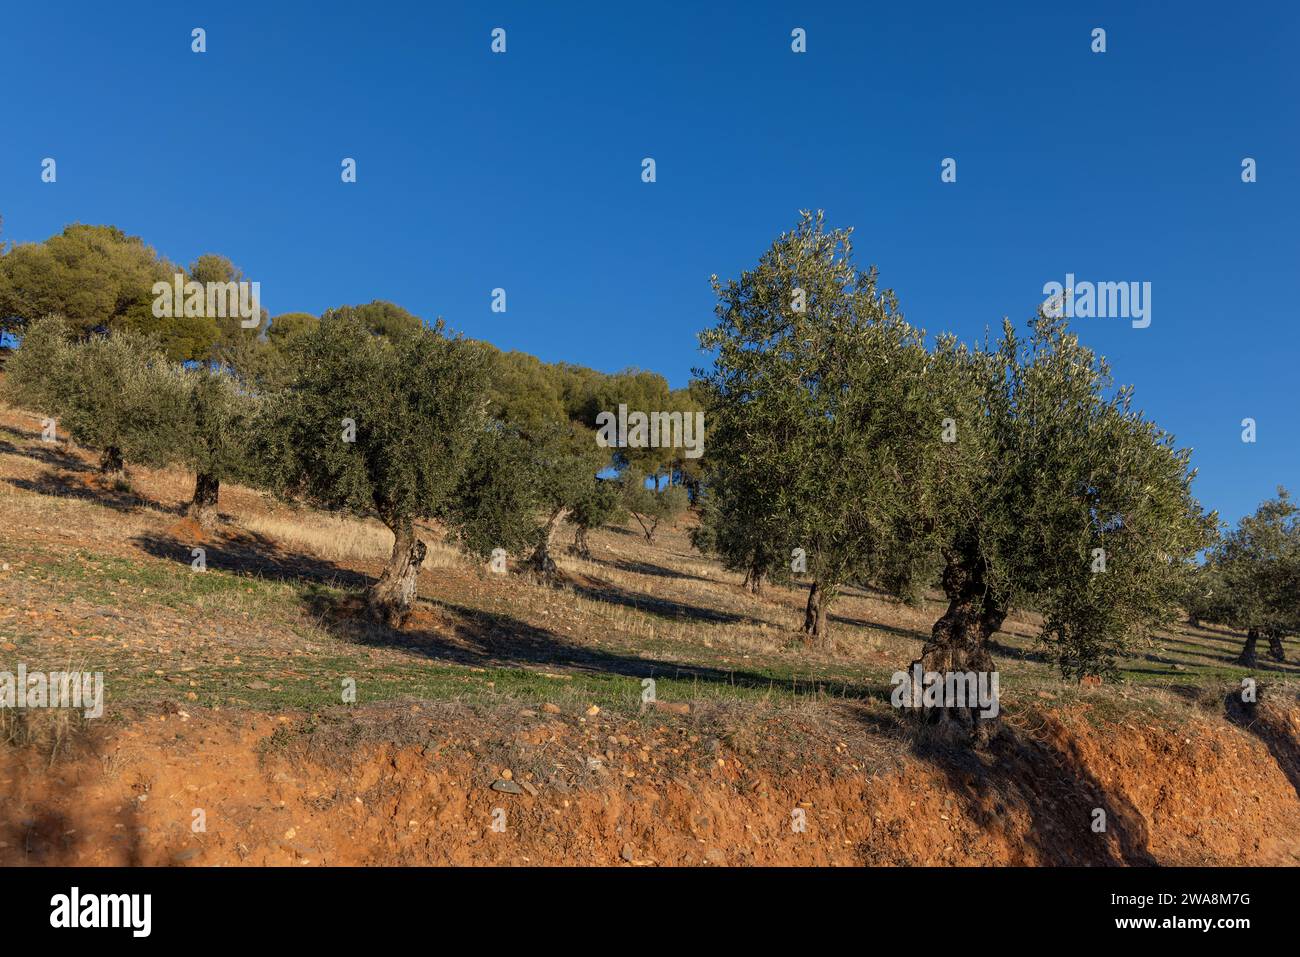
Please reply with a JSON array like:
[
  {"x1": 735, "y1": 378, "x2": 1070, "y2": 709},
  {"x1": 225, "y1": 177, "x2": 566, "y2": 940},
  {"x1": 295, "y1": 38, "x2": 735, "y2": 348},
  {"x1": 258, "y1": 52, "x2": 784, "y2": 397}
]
[
  {"x1": 257, "y1": 312, "x2": 489, "y2": 626},
  {"x1": 175, "y1": 367, "x2": 256, "y2": 527},
  {"x1": 568, "y1": 476, "x2": 622, "y2": 559},
  {"x1": 911, "y1": 312, "x2": 1214, "y2": 722},
  {"x1": 696, "y1": 211, "x2": 936, "y2": 641},
  {"x1": 449, "y1": 420, "x2": 609, "y2": 583},
  {"x1": 1202, "y1": 489, "x2": 1300, "y2": 665},
  {"x1": 620, "y1": 468, "x2": 688, "y2": 544},
  {"x1": 4, "y1": 316, "x2": 185, "y2": 481}
]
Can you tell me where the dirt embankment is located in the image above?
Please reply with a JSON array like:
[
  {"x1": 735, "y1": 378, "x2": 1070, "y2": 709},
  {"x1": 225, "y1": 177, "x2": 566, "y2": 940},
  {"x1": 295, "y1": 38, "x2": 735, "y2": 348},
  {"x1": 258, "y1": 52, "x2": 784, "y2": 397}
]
[{"x1": 2, "y1": 699, "x2": 1298, "y2": 867}]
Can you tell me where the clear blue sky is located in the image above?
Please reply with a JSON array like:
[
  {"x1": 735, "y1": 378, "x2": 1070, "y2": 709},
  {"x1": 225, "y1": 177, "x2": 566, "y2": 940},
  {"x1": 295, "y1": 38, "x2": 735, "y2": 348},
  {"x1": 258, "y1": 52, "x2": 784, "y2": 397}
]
[{"x1": 1, "y1": 1, "x2": 1296, "y2": 529}]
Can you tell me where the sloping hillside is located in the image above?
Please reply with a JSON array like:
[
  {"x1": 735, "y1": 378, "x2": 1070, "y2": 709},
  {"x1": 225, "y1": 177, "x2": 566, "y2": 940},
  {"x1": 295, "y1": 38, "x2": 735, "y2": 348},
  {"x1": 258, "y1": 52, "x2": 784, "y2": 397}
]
[{"x1": 2, "y1": 399, "x2": 1298, "y2": 866}]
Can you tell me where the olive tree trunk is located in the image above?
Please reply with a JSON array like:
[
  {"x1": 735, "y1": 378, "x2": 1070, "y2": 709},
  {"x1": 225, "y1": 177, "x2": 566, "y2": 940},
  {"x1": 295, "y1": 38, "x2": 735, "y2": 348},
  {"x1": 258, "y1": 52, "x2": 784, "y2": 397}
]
[
  {"x1": 802, "y1": 580, "x2": 837, "y2": 644},
  {"x1": 571, "y1": 525, "x2": 592, "y2": 559},
  {"x1": 1266, "y1": 630, "x2": 1286, "y2": 663},
  {"x1": 1238, "y1": 627, "x2": 1260, "y2": 667},
  {"x1": 186, "y1": 472, "x2": 220, "y2": 527},
  {"x1": 98, "y1": 445, "x2": 125, "y2": 483},
  {"x1": 367, "y1": 517, "x2": 427, "y2": 628},
  {"x1": 525, "y1": 507, "x2": 570, "y2": 585},
  {"x1": 909, "y1": 555, "x2": 1005, "y2": 741}
]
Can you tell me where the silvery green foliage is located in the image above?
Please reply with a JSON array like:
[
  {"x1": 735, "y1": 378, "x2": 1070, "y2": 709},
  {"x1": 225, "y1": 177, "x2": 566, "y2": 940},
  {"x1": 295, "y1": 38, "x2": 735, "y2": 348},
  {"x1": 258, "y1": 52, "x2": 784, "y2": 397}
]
[
  {"x1": 2, "y1": 314, "x2": 74, "y2": 413},
  {"x1": 450, "y1": 425, "x2": 546, "y2": 561},
  {"x1": 568, "y1": 475, "x2": 622, "y2": 556},
  {"x1": 697, "y1": 212, "x2": 1212, "y2": 673},
  {"x1": 450, "y1": 416, "x2": 609, "y2": 572},
  {"x1": 1199, "y1": 489, "x2": 1300, "y2": 641},
  {"x1": 178, "y1": 366, "x2": 254, "y2": 481},
  {"x1": 619, "y1": 467, "x2": 687, "y2": 544},
  {"x1": 927, "y1": 312, "x2": 1215, "y2": 678},
  {"x1": 5, "y1": 315, "x2": 186, "y2": 471},
  {"x1": 696, "y1": 211, "x2": 937, "y2": 635},
  {"x1": 257, "y1": 310, "x2": 489, "y2": 534}
]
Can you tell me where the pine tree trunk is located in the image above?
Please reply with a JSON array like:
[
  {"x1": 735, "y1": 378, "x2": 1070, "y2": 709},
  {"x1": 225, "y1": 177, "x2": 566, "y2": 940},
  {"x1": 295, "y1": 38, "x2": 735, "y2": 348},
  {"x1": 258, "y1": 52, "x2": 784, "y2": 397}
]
[
  {"x1": 367, "y1": 518, "x2": 427, "y2": 628},
  {"x1": 99, "y1": 446, "x2": 125, "y2": 483},
  {"x1": 186, "y1": 472, "x2": 220, "y2": 527},
  {"x1": 526, "y1": 507, "x2": 570, "y2": 585},
  {"x1": 1238, "y1": 627, "x2": 1259, "y2": 667},
  {"x1": 1266, "y1": 630, "x2": 1286, "y2": 663}
]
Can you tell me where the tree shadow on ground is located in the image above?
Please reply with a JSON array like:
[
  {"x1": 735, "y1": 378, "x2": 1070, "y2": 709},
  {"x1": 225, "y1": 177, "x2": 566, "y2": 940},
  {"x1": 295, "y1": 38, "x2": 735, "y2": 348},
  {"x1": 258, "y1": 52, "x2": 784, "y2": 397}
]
[
  {"x1": 0, "y1": 719, "x2": 146, "y2": 866},
  {"x1": 132, "y1": 530, "x2": 370, "y2": 590},
  {"x1": 854, "y1": 707, "x2": 1157, "y2": 865},
  {"x1": 986, "y1": 637, "x2": 1054, "y2": 665},
  {"x1": 0, "y1": 439, "x2": 95, "y2": 473},
  {"x1": 568, "y1": 576, "x2": 770, "y2": 627},
  {"x1": 581, "y1": 555, "x2": 715, "y2": 585},
  {"x1": 829, "y1": 610, "x2": 930, "y2": 643},
  {"x1": 306, "y1": 590, "x2": 877, "y2": 697},
  {"x1": 1219, "y1": 688, "x2": 1300, "y2": 799},
  {"x1": 7, "y1": 469, "x2": 177, "y2": 515}
]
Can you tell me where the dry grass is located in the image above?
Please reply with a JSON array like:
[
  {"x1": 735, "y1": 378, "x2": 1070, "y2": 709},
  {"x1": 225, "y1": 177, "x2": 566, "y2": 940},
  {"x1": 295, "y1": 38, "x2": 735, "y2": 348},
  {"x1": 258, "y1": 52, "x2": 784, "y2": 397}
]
[{"x1": 237, "y1": 509, "x2": 464, "y2": 569}]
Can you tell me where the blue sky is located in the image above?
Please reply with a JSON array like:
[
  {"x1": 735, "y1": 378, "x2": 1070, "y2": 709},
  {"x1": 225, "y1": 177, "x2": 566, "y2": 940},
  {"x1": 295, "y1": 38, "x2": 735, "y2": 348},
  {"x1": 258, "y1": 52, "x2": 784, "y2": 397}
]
[{"x1": 1, "y1": 1, "x2": 1296, "y2": 528}]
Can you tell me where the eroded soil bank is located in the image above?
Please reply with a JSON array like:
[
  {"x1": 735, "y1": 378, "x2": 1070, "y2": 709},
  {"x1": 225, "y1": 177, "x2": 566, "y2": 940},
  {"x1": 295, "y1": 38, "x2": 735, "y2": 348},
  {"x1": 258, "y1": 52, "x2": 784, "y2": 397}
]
[{"x1": 2, "y1": 697, "x2": 1298, "y2": 866}]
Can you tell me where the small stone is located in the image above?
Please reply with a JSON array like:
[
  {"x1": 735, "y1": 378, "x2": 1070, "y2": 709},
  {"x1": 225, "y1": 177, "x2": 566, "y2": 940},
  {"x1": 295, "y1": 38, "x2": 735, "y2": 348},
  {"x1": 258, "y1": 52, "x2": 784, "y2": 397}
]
[
  {"x1": 621, "y1": 843, "x2": 636, "y2": 862},
  {"x1": 586, "y1": 705, "x2": 600, "y2": 716},
  {"x1": 542, "y1": 703, "x2": 562, "y2": 714},
  {"x1": 500, "y1": 769, "x2": 513, "y2": 780},
  {"x1": 283, "y1": 828, "x2": 296, "y2": 840},
  {"x1": 520, "y1": 781, "x2": 539, "y2": 796},
  {"x1": 491, "y1": 779, "x2": 524, "y2": 795},
  {"x1": 653, "y1": 700, "x2": 690, "y2": 716}
]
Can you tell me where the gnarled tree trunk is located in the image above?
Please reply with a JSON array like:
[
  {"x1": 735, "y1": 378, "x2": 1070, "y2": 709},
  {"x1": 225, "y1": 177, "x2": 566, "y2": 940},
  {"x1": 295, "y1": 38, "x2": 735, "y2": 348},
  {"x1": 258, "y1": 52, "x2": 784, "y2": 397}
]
[
  {"x1": 909, "y1": 554, "x2": 1005, "y2": 742},
  {"x1": 367, "y1": 517, "x2": 427, "y2": 628},
  {"x1": 1238, "y1": 627, "x2": 1260, "y2": 667},
  {"x1": 802, "y1": 580, "x2": 836, "y2": 645},
  {"x1": 186, "y1": 472, "x2": 220, "y2": 528},
  {"x1": 744, "y1": 566, "x2": 765, "y2": 596},
  {"x1": 1266, "y1": 630, "x2": 1286, "y2": 663},
  {"x1": 99, "y1": 445, "x2": 126, "y2": 483},
  {"x1": 525, "y1": 507, "x2": 570, "y2": 586},
  {"x1": 571, "y1": 525, "x2": 592, "y2": 559}
]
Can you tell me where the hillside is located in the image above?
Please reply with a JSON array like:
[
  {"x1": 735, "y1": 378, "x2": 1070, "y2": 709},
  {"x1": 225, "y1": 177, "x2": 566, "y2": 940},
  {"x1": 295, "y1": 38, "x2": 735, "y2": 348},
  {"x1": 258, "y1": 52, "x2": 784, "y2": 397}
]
[{"x1": 1, "y1": 398, "x2": 1298, "y2": 866}]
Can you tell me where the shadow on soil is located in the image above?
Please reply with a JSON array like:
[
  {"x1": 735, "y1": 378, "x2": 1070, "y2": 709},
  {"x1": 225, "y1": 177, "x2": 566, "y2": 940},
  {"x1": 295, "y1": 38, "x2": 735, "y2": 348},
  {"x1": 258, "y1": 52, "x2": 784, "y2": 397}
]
[
  {"x1": 8, "y1": 468, "x2": 178, "y2": 516},
  {"x1": 132, "y1": 530, "x2": 371, "y2": 590},
  {"x1": 855, "y1": 707, "x2": 1157, "y2": 865}
]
